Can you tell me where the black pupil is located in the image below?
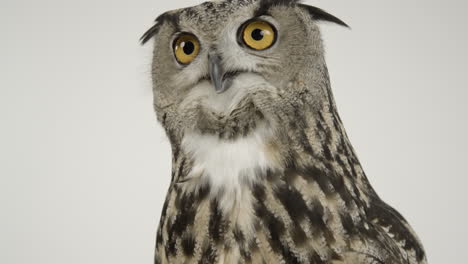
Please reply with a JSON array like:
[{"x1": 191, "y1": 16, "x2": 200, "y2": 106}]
[
  {"x1": 251, "y1": 29, "x2": 264, "y2": 41},
  {"x1": 183, "y1": 41, "x2": 195, "y2": 55}
]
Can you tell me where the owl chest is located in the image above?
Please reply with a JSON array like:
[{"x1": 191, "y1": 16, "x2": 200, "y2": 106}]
[
  {"x1": 181, "y1": 125, "x2": 279, "y2": 205},
  {"x1": 166, "y1": 128, "x2": 279, "y2": 262}
]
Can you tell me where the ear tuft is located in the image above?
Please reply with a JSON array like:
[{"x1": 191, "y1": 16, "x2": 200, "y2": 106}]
[
  {"x1": 298, "y1": 4, "x2": 349, "y2": 28},
  {"x1": 140, "y1": 12, "x2": 180, "y2": 45}
]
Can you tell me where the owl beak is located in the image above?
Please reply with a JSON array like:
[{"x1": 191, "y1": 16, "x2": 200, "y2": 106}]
[{"x1": 208, "y1": 54, "x2": 230, "y2": 93}]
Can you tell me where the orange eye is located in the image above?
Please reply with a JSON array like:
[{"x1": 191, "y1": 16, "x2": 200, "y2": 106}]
[
  {"x1": 241, "y1": 20, "x2": 277, "y2": 50},
  {"x1": 173, "y1": 33, "x2": 200, "y2": 65}
]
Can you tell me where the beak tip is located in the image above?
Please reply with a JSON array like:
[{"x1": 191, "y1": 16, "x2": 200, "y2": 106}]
[{"x1": 214, "y1": 84, "x2": 226, "y2": 94}]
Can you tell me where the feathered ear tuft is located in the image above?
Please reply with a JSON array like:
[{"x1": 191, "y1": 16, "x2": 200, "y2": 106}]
[
  {"x1": 298, "y1": 4, "x2": 349, "y2": 28},
  {"x1": 140, "y1": 22, "x2": 163, "y2": 45},
  {"x1": 140, "y1": 12, "x2": 180, "y2": 45}
]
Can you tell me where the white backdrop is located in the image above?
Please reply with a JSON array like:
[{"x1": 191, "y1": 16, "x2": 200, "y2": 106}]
[{"x1": 1, "y1": 0, "x2": 467, "y2": 263}]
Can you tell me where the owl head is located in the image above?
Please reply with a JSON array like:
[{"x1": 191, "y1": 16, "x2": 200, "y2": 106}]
[{"x1": 142, "y1": 0, "x2": 347, "y2": 146}]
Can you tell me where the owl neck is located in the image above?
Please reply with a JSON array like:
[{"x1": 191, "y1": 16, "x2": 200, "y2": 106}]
[
  {"x1": 167, "y1": 79, "x2": 374, "y2": 207},
  {"x1": 270, "y1": 89, "x2": 374, "y2": 202}
]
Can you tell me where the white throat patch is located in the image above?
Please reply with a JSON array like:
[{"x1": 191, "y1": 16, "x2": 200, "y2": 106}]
[{"x1": 181, "y1": 123, "x2": 278, "y2": 209}]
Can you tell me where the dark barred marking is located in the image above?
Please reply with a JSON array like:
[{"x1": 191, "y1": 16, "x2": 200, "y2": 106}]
[
  {"x1": 233, "y1": 226, "x2": 245, "y2": 244},
  {"x1": 182, "y1": 233, "x2": 196, "y2": 256},
  {"x1": 304, "y1": 166, "x2": 335, "y2": 197},
  {"x1": 166, "y1": 232, "x2": 177, "y2": 256},
  {"x1": 311, "y1": 251, "x2": 325, "y2": 263},
  {"x1": 252, "y1": 183, "x2": 267, "y2": 202},
  {"x1": 200, "y1": 244, "x2": 216, "y2": 264},
  {"x1": 255, "y1": 201, "x2": 285, "y2": 253},
  {"x1": 240, "y1": 238, "x2": 260, "y2": 263},
  {"x1": 291, "y1": 224, "x2": 307, "y2": 246},
  {"x1": 275, "y1": 185, "x2": 309, "y2": 221},
  {"x1": 280, "y1": 243, "x2": 302, "y2": 264},
  {"x1": 209, "y1": 200, "x2": 227, "y2": 244},
  {"x1": 307, "y1": 199, "x2": 336, "y2": 244},
  {"x1": 339, "y1": 212, "x2": 358, "y2": 237}
]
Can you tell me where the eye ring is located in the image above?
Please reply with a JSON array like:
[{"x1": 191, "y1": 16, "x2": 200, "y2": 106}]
[
  {"x1": 238, "y1": 19, "x2": 277, "y2": 51},
  {"x1": 173, "y1": 33, "x2": 201, "y2": 65}
]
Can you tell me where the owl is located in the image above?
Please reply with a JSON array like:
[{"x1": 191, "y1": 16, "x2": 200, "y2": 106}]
[{"x1": 141, "y1": 0, "x2": 427, "y2": 263}]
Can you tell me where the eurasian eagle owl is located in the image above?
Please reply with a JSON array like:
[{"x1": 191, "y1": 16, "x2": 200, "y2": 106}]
[{"x1": 141, "y1": 0, "x2": 427, "y2": 263}]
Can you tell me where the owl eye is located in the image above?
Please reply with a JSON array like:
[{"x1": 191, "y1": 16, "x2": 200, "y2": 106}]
[
  {"x1": 173, "y1": 33, "x2": 200, "y2": 65},
  {"x1": 240, "y1": 20, "x2": 277, "y2": 51}
]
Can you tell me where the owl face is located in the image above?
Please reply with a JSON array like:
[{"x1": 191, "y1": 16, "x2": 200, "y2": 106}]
[{"x1": 143, "y1": 0, "x2": 346, "y2": 141}]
